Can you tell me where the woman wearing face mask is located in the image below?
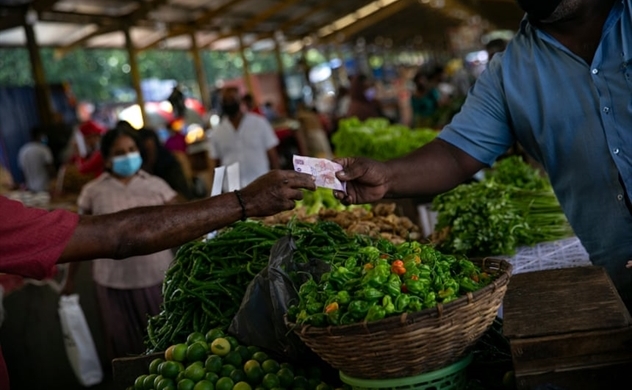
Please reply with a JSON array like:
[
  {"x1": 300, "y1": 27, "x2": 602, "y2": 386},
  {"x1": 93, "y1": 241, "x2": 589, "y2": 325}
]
[{"x1": 60, "y1": 127, "x2": 178, "y2": 361}]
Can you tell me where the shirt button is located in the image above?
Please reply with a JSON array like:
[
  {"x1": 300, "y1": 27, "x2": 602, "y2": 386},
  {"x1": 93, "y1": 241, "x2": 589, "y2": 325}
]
[
  {"x1": 613, "y1": 148, "x2": 620, "y2": 154},
  {"x1": 618, "y1": 194, "x2": 624, "y2": 201},
  {"x1": 592, "y1": 68, "x2": 599, "y2": 75},
  {"x1": 603, "y1": 107, "x2": 610, "y2": 113}
]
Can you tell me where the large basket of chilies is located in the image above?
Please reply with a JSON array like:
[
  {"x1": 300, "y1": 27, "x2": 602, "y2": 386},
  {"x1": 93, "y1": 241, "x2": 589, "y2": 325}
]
[{"x1": 284, "y1": 241, "x2": 512, "y2": 380}]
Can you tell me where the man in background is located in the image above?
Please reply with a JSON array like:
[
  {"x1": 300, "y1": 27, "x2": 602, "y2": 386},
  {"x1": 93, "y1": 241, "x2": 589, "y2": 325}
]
[
  {"x1": 18, "y1": 126, "x2": 54, "y2": 192},
  {"x1": 208, "y1": 87, "x2": 280, "y2": 188}
]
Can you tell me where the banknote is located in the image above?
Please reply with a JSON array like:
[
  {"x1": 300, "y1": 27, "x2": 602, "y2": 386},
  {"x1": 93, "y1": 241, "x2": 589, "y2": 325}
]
[{"x1": 293, "y1": 155, "x2": 347, "y2": 193}]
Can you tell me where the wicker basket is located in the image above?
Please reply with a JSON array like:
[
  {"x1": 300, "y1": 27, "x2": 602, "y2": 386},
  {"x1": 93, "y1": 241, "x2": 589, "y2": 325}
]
[{"x1": 286, "y1": 258, "x2": 512, "y2": 380}]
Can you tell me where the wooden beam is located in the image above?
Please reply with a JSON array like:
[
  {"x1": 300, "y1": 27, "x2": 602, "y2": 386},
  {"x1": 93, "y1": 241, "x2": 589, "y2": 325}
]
[
  {"x1": 124, "y1": 28, "x2": 147, "y2": 128},
  {"x1": 320, "y1": 0, "x2": 414, "y2": 43},
  {"x1": 32, "y1": 0, "x2": 59, "y2": 13},
  {"x1": 238, "y1": 34, "x2": 254, "y2": 97},
  {"x1": 56, "y1": 26, "x2": 120, "y2": 56},
  {"x1": 24, "y1": 17, "x2": 54, "y2": 126},
  {"x1": 0, "y1": 12, "x2": 24, "y2": 32},
  {"x1": 38, "y1": 10, "x2": 114, "y2": 25},
  {"x1": 190, "y1": 32, "x2": 211, "y2": 111}
]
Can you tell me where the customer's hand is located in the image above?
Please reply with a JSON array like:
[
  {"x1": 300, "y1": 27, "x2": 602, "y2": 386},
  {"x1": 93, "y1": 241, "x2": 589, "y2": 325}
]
[
  {"x1": 240, "y1": 170, "x2": 316, "y2": 217},
  {"x1": 334, "y1": 157, "x2": 390, "y2": 205}
]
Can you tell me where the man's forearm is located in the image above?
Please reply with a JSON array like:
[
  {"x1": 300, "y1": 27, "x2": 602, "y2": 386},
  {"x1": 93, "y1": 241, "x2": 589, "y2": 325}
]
[
  {"x1": 385, "y1": 139, "x2": 485, "y2": 198},
  {"x1": 59, "y1": 192, "x2": 243, "y2": 263}
]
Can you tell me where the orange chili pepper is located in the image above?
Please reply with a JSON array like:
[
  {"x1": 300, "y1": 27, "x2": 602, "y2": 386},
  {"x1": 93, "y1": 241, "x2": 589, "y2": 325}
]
[
  {"x1": 364, "y1": 263, "x2": 374, "y2": 271},
  {"x1": 411, "y1": 275, "x2": 419, "y2": 281},
  {"x1": 325, "y1": 302, "x2": 339, "y2": 314}
]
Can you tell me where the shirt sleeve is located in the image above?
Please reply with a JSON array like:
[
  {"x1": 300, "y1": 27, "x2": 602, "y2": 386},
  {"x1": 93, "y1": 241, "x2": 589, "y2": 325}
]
[
  {"x1": 437, "y1": 61, "x2": 515, "y2": 166},
  {"x1": 260, "y1": 118, "x2": 280, "y2": 150},
  {"x1": 206, "y1": 134, "x2": 220, "y2": 160},
  {"x1": 0, "y1": 196, "x2": 79, "y2": 279},
  {"x1": 77, "y1": 182, "x2": 93, "y2": 214},
  {"x1": 44, "y1": 147, "x2": 53, "y2": 165},
  {"x1": 151, "y1": 176, "x2": 178, "y2": 203}
]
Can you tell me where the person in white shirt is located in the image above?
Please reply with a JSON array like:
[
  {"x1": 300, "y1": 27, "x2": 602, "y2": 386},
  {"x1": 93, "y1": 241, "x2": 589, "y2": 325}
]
[
  {"x1": 18, "y1": 127, "x2": 54, "y2": 192},
  {"x1": 207, "y1": 87, "x2": 280, "y2": 188}
]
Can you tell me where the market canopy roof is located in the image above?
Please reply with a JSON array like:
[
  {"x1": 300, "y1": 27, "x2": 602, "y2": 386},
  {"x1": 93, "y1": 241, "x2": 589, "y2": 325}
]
[{"x1": 0, "y1": 0, "x2": 524, "y2": 53}]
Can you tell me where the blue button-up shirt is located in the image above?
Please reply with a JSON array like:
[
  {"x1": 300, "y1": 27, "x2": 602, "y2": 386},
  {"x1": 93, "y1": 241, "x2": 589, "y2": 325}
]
[{"x1": 439, "y1": 0, "x2": 632, "y2": 299}]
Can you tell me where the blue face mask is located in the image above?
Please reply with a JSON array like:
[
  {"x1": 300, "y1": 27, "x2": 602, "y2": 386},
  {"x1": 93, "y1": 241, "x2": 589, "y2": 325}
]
[{"x1": 111, "y1": 152, "x2": 142, "y2": 177}]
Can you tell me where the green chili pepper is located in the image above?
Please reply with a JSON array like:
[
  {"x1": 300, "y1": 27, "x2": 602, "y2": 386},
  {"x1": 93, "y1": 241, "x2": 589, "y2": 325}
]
[
  {"x1": 336, "y1": 291, "x2": 352, "y2": 305},
  {"x1": 344, "y1": 256, "x2": 358, "y2": 269},
  {"x1": 409, "y1": 296, "x2": 423, "y2": 312},
  {"x1": 306, "y1": 299, "x2": 324, "y2": 314},
  {"x1": 310, "y1": 313, "x2": 327, "y2": 327},
  {"x1": 423, "y1": 292, "x2": 437, "y2": 308},
  {"x1": 358, "y1": 246, "x2": 381, "y2": 262},
  {"x1": 438, "y1": 287, "x2": 456, "y2": 300},
  {"x1": 330, "y1": 266, "x2": 356, "y2": 286},
  {"x1": 348, "y1": 300, "x2": 371, "y2": 319},
  {"x1": 405, "y1": 279, "x2": 430, "y2": 295},
  {"x1": 358, "y1": 286, "x2": 384, "y2": 301},
  {"x1": 382, "y1": 296, "x2": 395, "y2": 315},
  {"x1": 365, "y1": 305, "x2": 386, "y2": 322},
  {"x1": 395, "y1": 294, "x2": 410, "y2": 313},
  {"x1": 385, "y1": 274, "x2": 402, "y2": 297}
]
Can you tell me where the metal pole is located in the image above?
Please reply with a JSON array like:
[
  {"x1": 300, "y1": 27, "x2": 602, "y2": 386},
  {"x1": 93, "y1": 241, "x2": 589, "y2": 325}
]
[
  {"x1": 190, "y1": 32, "x2": 211, "y2": 111},
  {"x1": 124, "y1": 28, "x2": 147, "y2": 127},
  {"x1": 24, "y1": 19, "x2": 54, "y2": 126}
]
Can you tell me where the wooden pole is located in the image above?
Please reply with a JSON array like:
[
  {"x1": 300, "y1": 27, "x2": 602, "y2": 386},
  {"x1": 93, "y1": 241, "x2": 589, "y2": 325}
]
[
  {"x1": 335, "y1": 44, "x2": 350, "y2": 86},
  {"x1": 190, "y1": 32, "x2": 210, "y2": 111},
  {"x1": 24, "y1": 20, "x2": 54, "y2": 126},
  {"x1": 238, "y1": 34, "x2": 254, "y2": 99},
  {"x1": 273, "y1": 37, "x2": 290, "y2": 116},
  {"x1": 323, "y1": 45, "x2": 340, "y2": 90},
  {"x1": 124, "y1": 28, "x2": 147, "y2": 128}
]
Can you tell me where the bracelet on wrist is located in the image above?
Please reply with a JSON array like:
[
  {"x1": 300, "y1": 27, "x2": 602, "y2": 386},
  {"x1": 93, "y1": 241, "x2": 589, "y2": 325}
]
[{"x1": 234, "y1": 190, "x2": 247, "y2": 221}]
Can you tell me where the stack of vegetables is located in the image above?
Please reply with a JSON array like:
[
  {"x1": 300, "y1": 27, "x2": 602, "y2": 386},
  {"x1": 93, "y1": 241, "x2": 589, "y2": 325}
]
[
  {"x1": 331, "y1": 118, "x2": 438, "y2": 161},
  {"x1": 287, "y1": 240, "x2": 493, "y2": 327},
  {"x1": 431, "y1": 156, "x2": 573, "y2": 257}
]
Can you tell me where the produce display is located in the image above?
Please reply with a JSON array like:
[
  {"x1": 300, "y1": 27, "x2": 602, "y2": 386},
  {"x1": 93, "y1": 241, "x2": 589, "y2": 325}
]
[
  {"x1": 261, "y1": 188, "x2": 420, "y2": 244},
  {"x1": 286, "y1": 240, "x2": 493, "y2": 326},
  {"x1": 146, "y1": 220, "x2": 370, "y2": 353},
  {"x1": 331, "y1": 117, "x2": 438, "y2": 161},
  {"x1": 431, "y1": 156, "x2": 573, "y2": 257},
  {"x1": 131, "y1": 329, "x2": 338, "y2": 390}
]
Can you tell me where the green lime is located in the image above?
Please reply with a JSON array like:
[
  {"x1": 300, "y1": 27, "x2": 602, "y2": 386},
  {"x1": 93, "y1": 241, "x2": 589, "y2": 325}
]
[
  {"x1": 251, "y1": 352, "x2": 268, "y2": 364},
  {"x1": 307, "y1": 367, "x2": 322, "y2": 380},
  {"x1": 294, "y1": 367, "x2": 306, "y2": 378},
  {"x1": 161, "y1": 360, "x2": 183, "y2": 379},
  {"x1": 157, "y1": 378, "x2": 176, "y2": 390},
  {"x1": 187, "y1": 332, "x2": 207, "y2": 346},
  {"x1": 144, "y1": 374, "x2": 159, "y2": 390},
  {"x1": 176, "y1": 371, "x2": 185, "y2": 383},
  {"x1": 220, "y1": 364, "x2": 237, "y2": 378},
  {"x1": 135, "y1": 375, "x2": 148, "y2": 390},
  {"x1": 234, "y1": 346, "x2": 251, "y2": 362},
  {"x1": 149, "y1": 358, "x2": 165, "y2": 375},
  {"x1": 254, "y1": 387, "x2": 265, "y2": 390},
  {"x1": 211, "y1": 338, "x2": 232, "y2": 356},
  {"x1": 261, "y1": 360, "x2": 279, "y2": 375},
  {"x1": 315, "y1": 383, "x2": 330, "y2": 390},
  {"x1": 177, "y1": 378, "x2": 195, "y2": 390},
  {"x1": 224, "y1": 336, "x2": 240, "y2": 350},
  {"x1": 246, "y1": 346, "x2": 260, "y2": 356},
  {"x1": 229, "y1": 369, "x2": 246, "y2": 384},
  {"x1": 224, "y1": 351, "x2": 242, "y2": 367},
  {"x1": 187, "y1": 342, "x2": 209, "y2": 363},
  {"x1": 276, "y1": 368, "x2": 293, "y2": 388},
  {"x1": 307, "y1": 378, "x2": 321, "y2": 390},
  {"x1": 194, "y1": 380, "x2": 215, "y2": 390},
  {"x1": 279, "y1": 363, "x2": 293, "y2": 373},
  {"x1": 184, "y1": 362, "x2": 206, "y2": 382},
  {"x1": 261, "y1": 373, "x2": 280, "y2": 390},
  {"x1": 205, "y1": 355, "x2": 223, "y2": 373},
  {"x1": 172, "y1": 343, "x2": 188, "y2": 362},
  {"x1": 292, "y1": 376, "x2": 309, "y2": 389},
  {"x1": 205, "y1": 328, "x2": 225, "y2": 344},
  {"x1": 205, "y1": 371, "x2": 220, "y2": 384},
  {"x1": 153, "y1": 375, "x2": 165, "y2": 388},
  {"x1": 216, "y1": 377, "x2": 235, "y2": 390},
  {"x1": 233, "y1": 381, "x2": 252, "y2": 390},
  {"x1": 243, "y1": 361, "x2": 263, "y2": 385}
]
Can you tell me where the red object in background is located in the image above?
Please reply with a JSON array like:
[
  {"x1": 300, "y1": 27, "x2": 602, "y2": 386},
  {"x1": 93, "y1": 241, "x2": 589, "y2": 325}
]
[{"x1": 79, "y1": 120, "x2": 106, "y2": 136}]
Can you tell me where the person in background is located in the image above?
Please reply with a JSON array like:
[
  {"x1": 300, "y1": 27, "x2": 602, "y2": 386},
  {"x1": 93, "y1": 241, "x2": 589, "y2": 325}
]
[
  {"x1": 346, "y1": 74, "x2": 383, "y2": 121},
  {"x1": 485, "y1": 38, "x2": 508, "y2": 62},
  {"x1": 73, "y1": 120, "x2": 107, "y2": 178},
  {"x1": 334, "y1": 0, "x2": 632, "y2": 311},
  {"x1": 168, "y1": 84, "x2": 186, "y2": 119},
  {"x1": 410, "y1": 67, "x2": 446, "y2": 128},
  {"x1": 18, "y1": 126, "x2": 54, "y2": 192},
  {"x1": 138, "y1": 127, "x2": 194, "y2": 200},
  {"x1": 1, "y1": 167, "x2": 315, "y2": 389},
  {"x1": 242, "y1": 93, "x2": 264, "y2": 116},
  {"x1": 262, "y1": 101, "x2": 280, "y2": 123},
  {"x1": 296, "y1": 102, "x2": 334, "y2": 159},
  {"x1": 164, "y1": 120, "x2": 188, "y2": 154},
  {"x1": 208, "y1": 87, "x2": 280, "y2": 188},
  {"x1": 60, "y1": 127, "x2": 178, "y2": 361},
  {"x1": 330, "y1": 85, "x2": 351, "y2": 133}
]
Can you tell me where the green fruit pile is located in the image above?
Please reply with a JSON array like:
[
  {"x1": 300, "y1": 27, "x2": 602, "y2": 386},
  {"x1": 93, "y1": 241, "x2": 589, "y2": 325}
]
[{"x1": 129, "y1": 328, "x2": 337, "y2": 390}]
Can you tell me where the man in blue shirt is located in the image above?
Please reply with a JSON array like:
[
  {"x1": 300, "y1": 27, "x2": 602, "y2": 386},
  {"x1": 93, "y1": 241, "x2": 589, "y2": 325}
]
[{"x1": 335, "y1": 0, "x2": 632, "y2": 304}]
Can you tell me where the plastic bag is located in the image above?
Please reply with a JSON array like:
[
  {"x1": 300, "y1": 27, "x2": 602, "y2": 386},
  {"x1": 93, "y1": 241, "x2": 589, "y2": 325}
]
[
  {"x1": 228, "y1": 235, "x2": 330, "y2": 361},
  {"x1": 58, "y1": 294, "x2": 103, "y2": 387}
]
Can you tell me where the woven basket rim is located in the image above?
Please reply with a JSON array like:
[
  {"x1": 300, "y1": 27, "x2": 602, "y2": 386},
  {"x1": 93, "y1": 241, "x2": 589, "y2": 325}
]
[{"x1": 286, "y1": 257, "x2": 513, "y2": 336}]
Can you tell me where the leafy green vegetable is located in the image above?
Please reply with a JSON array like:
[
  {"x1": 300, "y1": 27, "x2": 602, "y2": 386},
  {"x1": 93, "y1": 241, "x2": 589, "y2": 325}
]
[{"x1": 331, "y1": 117, "x2": 438, "y2": 161}]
